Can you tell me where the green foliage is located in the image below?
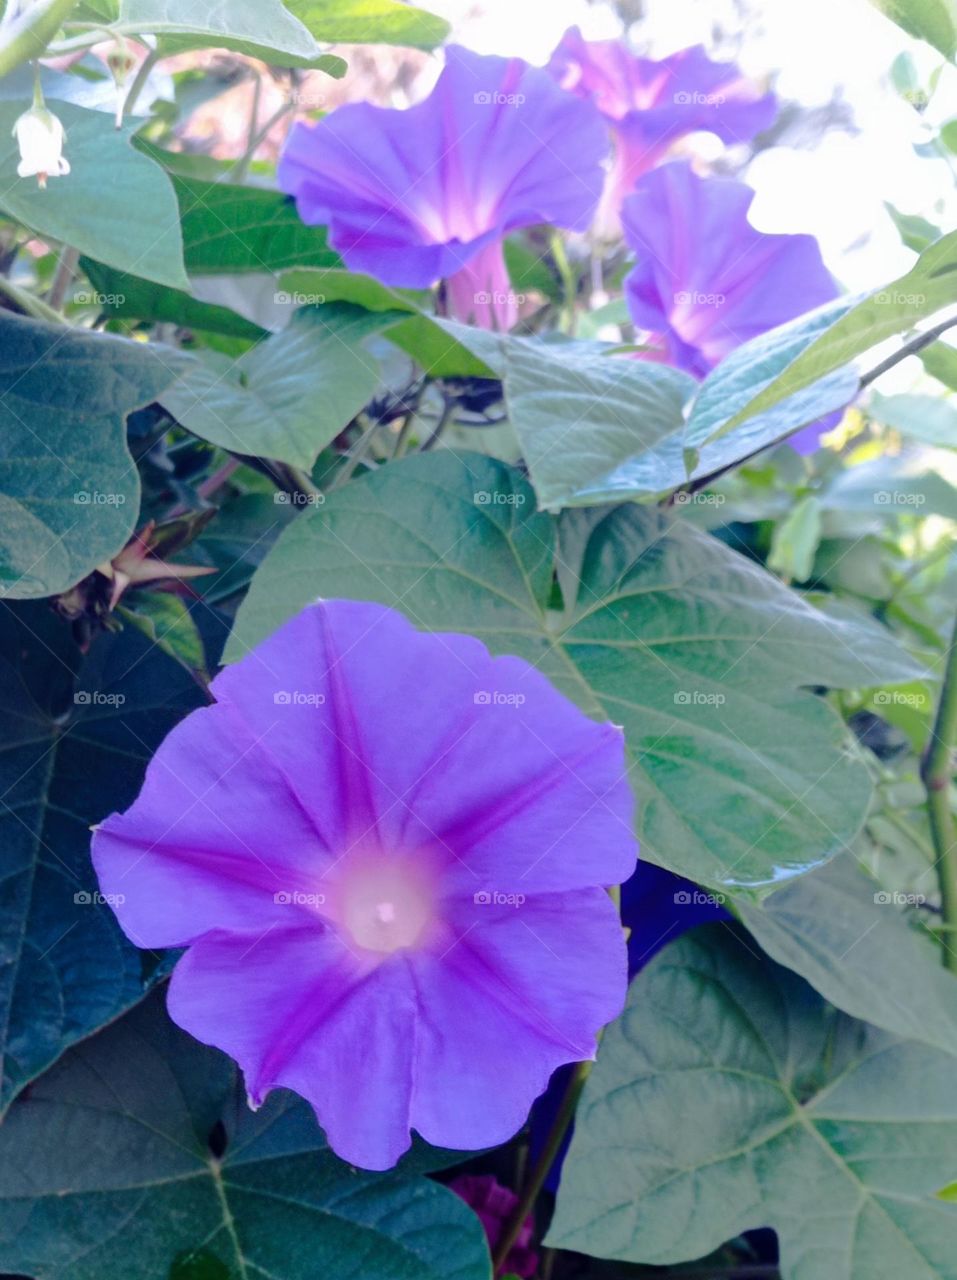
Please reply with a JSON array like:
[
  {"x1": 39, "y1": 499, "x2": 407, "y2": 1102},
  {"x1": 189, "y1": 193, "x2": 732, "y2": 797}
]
[
  {"x1": 550, "y1": 924, "x2": 957, "y2": 1279},
  {"x1": 0, "y1": 991, "x2": 492, "y2": 1280}
]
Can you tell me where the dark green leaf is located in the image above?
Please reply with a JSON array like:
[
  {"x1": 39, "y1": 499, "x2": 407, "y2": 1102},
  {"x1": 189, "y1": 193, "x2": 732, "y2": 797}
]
[
  {"x1": 0, "y1": 604, "x2": 206, "y2": 1114},
  {"x1": 0, "y1": 992, "x2": 491, "y2": 1280},
  {"x1": 0, "y1": 315, "x2": 174, "y2": 599}
]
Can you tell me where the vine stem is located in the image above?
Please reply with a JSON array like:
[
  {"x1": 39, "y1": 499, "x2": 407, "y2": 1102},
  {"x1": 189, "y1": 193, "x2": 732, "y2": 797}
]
[
  {"x1": 921, "y1": 609, "x2": 957, "y2": 973},
  {"x1": 0, "y1": 0, "x2": 80, "y2": 77},
  {"x1": 490, "y1": 1059, "x2": 591, "y2": 1275}
]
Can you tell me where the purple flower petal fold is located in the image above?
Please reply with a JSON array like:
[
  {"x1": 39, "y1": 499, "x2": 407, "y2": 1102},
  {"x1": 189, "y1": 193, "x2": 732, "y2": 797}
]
[
  {"x1": 548, "y1": 28, "x2": 776, "y2": 232},
  {"x1": 93, "y1": 600, "x2": 636, "y2": 1170},
  {"x1": 622, "y1": 161, "x2": 841, "y2": 452},
  {"x1": 278, "y1": 45, "x2": 607, "y2": 326}
]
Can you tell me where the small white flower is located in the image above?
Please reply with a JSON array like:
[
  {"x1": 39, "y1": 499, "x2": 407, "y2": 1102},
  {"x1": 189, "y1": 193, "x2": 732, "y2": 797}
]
[{"x1": 12, "y1": 105, "x2": 70, "y2": 188}]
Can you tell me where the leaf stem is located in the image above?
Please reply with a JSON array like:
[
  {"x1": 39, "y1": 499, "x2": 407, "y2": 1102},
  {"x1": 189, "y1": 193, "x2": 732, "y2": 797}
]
[
  {"x1": 120, "y1": 46, "x2": 159, "y2": 124},
  {"x1": 491, "y1": 1059, "x2": 591, "y2": 1275},
  {"x1": 921, "y1": 609, "x2": 957, "y2": 972},
  {"x1": 859, "y1": 312, "x2": 957, "y2": 389}
]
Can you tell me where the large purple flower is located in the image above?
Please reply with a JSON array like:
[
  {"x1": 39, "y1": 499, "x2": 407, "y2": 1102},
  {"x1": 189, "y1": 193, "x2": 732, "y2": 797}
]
[
  {"x1": 622, "y1": 162, "x2": 840, "y2": 453},
  {"x1": 92, "y1": 600, "x2": 635, "y2": 1170},
  {"x1": 548, "y1": 27, "x2": 776, "y2": 235},
  {"x1": 277, "y1": 45, "x2": 607, "y2": 330}
]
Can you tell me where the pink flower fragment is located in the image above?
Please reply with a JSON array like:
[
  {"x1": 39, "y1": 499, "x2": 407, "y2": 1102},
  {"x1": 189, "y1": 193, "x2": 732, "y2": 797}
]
[{"x1": 92, "y1": 600, "x2": 635, "y2": 1169}]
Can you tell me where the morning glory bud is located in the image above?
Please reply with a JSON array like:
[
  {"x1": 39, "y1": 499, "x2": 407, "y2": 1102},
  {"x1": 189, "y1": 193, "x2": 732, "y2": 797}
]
[{"x1": 13, "y1": 104, "x2": 70, "y2": 188}]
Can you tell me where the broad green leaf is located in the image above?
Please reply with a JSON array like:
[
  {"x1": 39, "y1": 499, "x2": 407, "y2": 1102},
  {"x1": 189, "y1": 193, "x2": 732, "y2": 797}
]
[
  {"x1": 386, "y1": 314, "x2": 503, "y2": 378},
  {"x1": 869, "y1": 0, "x2": 957, "y2": 58},
  {"x1": 684, "y1": 299, "x2": 857, "y2": 450},
  {"x1": 0, "y1": 992, "x2": 491, "y2": 1280},
  {"x1": 172, "y1": 175, "x2": 342, "y2": 275},
  {"x1": 413, "y1": 312, "x2": 855, "y2": 511},
  {"x1": 501, "y1": 340, "x2": 694, "y2": 510},
  {"x1": 228, "y1": 451, "x2": 921, "y2": 889},
  {"x1": 548, "y1": 924, "x2": 957, "y2": 1278},
  {"x1": 869, "y1": 390, "x2": 957, "y2": 446},
  {"x1": 79, "y1": 257, "x2": 268, "y2": 340},
  {"x1": 737, "y1": 855, "x2": 957, "y2": 1056},
  {"x1": 92, "y1": 0, "x2": 347, "y2": 70},
  {"x1": 194, "y1": 493, "x2": 298, "y2": 607},
  {"x1": 287, "y1": 0, "x2": 450, "y2": 49},
  {"x1": 0, "y1": 315, "x2": 174, "y2": 599},
  {"x1": 0, "y1": 102, "x2": 188, "y2": 290},
  {"x1": 0, "y1": 603, "x2": 207, "y2": 1115},
  {"x1": 160, "y1": 304, "x2": 398, "y2": 468},
  {"x1": 723, "y1": 234, "x2": 957, "y2": 430},
  {"x1": 280, "y1": 267, "x2": 426, "y2": 314}
]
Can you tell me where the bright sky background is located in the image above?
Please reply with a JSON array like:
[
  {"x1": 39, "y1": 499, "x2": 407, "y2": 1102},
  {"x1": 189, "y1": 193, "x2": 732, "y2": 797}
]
[{"x1": 425, "y1": 0, "x2": 957, "y2": 302}]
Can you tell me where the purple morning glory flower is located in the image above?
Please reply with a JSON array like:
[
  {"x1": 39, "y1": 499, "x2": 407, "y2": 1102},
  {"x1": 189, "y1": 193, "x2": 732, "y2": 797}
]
[
  {"x1": 548, "y1": 27, "x2": 776, "y2": 235},
  {"x1": 92, "y1": 600, "x2": 635, "y2": 1171},
  {"x1": 622, "y1": 162, "x2": 840, "y2": 453},
  {"x1": 277, "y1": 45, "x2": 608, "y2": 330},
  {"x1": 450, "y1": 1175, "x2": 538, "y2": 1278}
]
